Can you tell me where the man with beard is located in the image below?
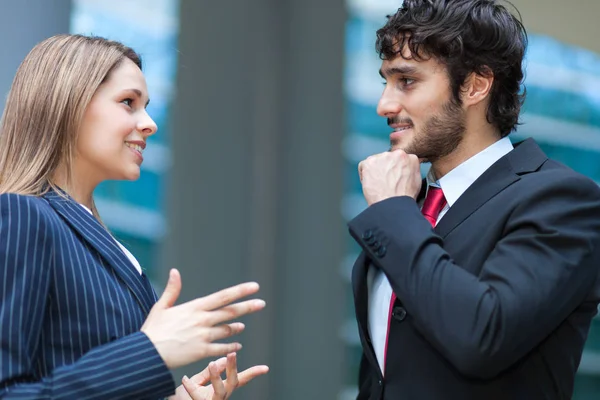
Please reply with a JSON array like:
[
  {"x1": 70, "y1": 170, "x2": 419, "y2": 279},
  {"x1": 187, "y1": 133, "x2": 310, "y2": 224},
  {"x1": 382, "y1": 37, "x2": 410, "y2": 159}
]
[{"x1": 349, "y1": 1, "x2": 600, "y2": 399}]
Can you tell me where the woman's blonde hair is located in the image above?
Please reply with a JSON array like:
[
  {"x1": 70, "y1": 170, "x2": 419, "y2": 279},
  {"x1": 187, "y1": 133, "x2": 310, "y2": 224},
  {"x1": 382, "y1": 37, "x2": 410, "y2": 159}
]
[{"x1": 0, "y1": 34, "x2": 142, "y2": 216}]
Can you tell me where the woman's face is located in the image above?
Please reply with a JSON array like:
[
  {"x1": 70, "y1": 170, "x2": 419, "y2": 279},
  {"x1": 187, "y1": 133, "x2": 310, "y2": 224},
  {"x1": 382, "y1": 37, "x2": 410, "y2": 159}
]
[{"x1": 75, "y1": 58, "x2": 157, "y2": 184}]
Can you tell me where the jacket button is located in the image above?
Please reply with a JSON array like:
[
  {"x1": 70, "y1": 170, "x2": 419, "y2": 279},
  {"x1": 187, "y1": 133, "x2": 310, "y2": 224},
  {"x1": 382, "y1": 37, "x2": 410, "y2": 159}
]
[
  {"x1": 392, "y1": 306, "x2": 407, "y2": 321},
  {"x1": 362, "y1": 229, "x2": 374, "y2": 240},
  {"x1": 378, "y1": 379, "x2": 382, "y2": 386},
  {"x1": 375, "y1": 245, "x2": 386, "y2": 258}
]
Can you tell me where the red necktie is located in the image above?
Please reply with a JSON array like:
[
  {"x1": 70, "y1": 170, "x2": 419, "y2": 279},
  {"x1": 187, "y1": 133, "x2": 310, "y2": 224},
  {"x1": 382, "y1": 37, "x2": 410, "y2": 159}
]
[{"x1": 383, "y1": 186, "x2": 447, "y2": 372}]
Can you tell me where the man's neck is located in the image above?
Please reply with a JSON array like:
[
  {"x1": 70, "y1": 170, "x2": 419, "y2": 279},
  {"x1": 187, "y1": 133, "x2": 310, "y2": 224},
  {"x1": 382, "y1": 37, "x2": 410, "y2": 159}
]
[{"x1": 430, "y1": 128, "x2": 502, "y2": 180}]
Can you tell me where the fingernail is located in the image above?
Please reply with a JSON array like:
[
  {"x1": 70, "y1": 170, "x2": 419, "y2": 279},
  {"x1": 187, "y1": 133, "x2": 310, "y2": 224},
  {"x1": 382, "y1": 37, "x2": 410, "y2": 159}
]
[
  {"x1": 182, "y1": 375, "x2": 189, "y2": 383},
  {"x1": 255, "y1": 300, "x2": 266, "y2": 308}
]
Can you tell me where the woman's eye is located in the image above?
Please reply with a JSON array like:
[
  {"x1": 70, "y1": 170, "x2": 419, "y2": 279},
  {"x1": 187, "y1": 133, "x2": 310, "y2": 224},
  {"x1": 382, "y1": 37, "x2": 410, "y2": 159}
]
[{"x1": 121, "y1": 98, "x2": 133, "y2": 107}]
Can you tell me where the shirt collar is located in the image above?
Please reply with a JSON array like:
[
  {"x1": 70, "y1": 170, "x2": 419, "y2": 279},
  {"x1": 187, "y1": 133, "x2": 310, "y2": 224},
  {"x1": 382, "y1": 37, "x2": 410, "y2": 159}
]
[
  {"x1": 426, "y1": 136, "x2": 514, "y2": 207},
  {"x1": 79, "y1": 203, "x2": 93, "y2": 215}
]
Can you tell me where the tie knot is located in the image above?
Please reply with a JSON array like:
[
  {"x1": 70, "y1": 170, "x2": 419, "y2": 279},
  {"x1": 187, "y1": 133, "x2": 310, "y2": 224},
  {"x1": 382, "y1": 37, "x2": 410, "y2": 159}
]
[{"x1": 421, "y1": 186, "x2": 447, "y2": 227}]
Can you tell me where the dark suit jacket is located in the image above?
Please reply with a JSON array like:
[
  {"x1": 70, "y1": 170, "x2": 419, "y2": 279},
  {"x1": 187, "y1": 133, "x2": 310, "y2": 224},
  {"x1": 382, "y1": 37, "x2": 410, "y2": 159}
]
[
  {"x1": 0, "y1": 190, "x2": 176, "y2": 399},
  {"x1": 349, "y1": 138, "x2": 600, "y2": 399}
]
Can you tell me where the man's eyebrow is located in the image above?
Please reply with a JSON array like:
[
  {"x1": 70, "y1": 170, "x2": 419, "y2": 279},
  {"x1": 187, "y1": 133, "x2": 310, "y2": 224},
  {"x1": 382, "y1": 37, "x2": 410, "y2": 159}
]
[{"x1": 379, "y1": 65, "x2": 419, "y2": 79}]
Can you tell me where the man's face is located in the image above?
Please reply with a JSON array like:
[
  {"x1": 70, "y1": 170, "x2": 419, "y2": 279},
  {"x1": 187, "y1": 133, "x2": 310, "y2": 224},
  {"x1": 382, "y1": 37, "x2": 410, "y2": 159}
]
[{"x1": 377, "y1": 48, "x2": 466, "y2": 163}]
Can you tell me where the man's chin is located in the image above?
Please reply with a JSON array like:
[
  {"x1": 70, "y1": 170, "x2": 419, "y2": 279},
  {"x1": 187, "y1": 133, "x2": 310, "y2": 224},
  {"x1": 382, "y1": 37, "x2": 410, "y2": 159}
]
[
  {"x1": 389, "y1": 143, "x2": 406, "y2": 152},
  {"x1": 389, "y1": 144, "x2": 428, "y2": 163}
]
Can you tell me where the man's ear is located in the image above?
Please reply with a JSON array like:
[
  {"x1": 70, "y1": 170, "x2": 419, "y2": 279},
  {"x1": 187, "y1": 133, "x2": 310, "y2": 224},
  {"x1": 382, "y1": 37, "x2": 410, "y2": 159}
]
[{"x1": 461, "y1": 68, "x2": 494, "y2": 107}]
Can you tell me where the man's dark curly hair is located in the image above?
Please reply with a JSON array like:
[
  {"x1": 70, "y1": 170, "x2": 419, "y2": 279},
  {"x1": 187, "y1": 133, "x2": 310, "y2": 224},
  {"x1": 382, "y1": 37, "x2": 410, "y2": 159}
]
[{"x1": 376, "y1": 0, "x2": 527, "y2": 137}]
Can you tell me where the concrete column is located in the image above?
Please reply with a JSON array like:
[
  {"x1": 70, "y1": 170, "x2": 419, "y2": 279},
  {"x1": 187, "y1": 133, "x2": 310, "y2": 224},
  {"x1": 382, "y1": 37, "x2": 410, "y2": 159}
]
[{"x1": 164, "y1": 1, "x2": 346, "y2": 399}]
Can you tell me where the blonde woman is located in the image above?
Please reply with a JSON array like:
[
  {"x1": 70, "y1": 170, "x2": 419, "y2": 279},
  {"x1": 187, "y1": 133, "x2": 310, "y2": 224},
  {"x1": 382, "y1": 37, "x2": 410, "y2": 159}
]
[{"x1": 0, "y1": 34, "x2": 268, "y2": 399}]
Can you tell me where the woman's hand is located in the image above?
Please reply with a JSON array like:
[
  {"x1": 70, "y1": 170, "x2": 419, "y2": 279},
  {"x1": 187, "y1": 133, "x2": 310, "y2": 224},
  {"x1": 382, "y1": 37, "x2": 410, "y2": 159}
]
[
  {"x1": 142, "y1": 269, "x2": 266, "y2": 370},
  {"x1": 170, "y1": 353, "x2": 269, "y2": 400}
]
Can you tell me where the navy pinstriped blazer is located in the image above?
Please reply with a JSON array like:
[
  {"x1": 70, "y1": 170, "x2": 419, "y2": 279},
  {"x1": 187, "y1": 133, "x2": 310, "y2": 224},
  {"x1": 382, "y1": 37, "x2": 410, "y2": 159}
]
[{"x1": 0, "y1": 190, "x2": 176, "y2": 399}]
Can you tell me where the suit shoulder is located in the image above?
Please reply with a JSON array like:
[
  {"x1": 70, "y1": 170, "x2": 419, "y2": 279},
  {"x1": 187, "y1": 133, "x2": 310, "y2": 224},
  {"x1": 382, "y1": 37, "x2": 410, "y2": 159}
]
[
  {"x1": 0, "y1": 192, "x2": 53, "y2": 211},
  {"x1": 0, "y1": 193, "x2": 61, "y2": 231},
  {"x1": 521, "y1": 159, "x2": 600, "y2": 198}
]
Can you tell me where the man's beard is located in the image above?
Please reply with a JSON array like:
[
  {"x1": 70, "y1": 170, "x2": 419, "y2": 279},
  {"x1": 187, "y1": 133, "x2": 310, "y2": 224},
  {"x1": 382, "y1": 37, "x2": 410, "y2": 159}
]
[{"x1": 389, "y1": 96, "x2": 466, "y2": 163}]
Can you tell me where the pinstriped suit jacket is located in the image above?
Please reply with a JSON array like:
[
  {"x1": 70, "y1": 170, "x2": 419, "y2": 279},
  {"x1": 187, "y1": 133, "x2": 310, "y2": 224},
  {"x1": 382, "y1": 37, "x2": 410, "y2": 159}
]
[{"x1": 0, "y1": 190, "x2": 176, "y2": 399}]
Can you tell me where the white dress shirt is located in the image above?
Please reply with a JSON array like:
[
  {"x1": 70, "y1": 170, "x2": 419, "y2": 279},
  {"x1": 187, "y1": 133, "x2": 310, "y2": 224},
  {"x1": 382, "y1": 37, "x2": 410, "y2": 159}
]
[
  {"x1": 366, "y1": 137, "x2": 514, "y2": 374},
  {"x1": 79, "y1": 204, "x2": 143, "y2": 275}
]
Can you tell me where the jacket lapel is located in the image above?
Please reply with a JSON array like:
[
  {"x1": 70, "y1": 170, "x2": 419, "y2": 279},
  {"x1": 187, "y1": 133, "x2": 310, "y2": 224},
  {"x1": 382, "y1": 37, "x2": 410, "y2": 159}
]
[
  {"x1": 352, "y1": 253, "x2": 369, "y2": 336},
  {"x1": 43, "y1": 190, "x2": 156, "y2": 314},
  {"x1": 352, "y1": 253, "x2": 382, "y2": 375},
  {"x1": 435, "y1": 138, "x2": 547, "y2": 238}
]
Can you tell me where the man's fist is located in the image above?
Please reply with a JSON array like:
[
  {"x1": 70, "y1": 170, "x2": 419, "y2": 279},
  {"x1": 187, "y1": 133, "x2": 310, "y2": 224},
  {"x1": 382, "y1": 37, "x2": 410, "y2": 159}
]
[{"x1": 358, "y1": 150, "x2": 422, "y2": 206}]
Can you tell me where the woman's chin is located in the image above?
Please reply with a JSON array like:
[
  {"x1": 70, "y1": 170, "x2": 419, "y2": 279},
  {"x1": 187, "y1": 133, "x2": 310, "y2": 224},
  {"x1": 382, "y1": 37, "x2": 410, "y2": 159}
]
[
  {"x1": 118, "y1": 166, "x2": 141, "y2": 181},
  {"x1": 125, "y1": 172, "x2": 141, "y2": 181}
]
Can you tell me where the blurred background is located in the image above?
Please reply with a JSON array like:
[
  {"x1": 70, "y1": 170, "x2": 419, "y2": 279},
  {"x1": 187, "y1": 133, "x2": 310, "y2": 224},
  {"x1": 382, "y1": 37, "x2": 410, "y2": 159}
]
[{"x1": 0, "y1": 0, "x2": 599, "y2": 399}]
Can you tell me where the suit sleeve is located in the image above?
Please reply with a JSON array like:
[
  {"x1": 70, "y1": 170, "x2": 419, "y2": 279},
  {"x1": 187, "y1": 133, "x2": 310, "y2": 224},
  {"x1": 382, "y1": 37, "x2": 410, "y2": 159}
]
[
  {"x1": 356, "y1": 351, "x2": 372, "y2": 400},
  {"x1": 0, "y1": 193, "x2": 175, "y2": 399},
  {"x1": 348, "y1": 175, "x2": 600, "y2": 379}
]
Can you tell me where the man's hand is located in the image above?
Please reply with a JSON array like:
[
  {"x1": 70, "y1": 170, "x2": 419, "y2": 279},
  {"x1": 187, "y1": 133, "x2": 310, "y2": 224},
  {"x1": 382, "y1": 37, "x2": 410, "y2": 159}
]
[
  {"x1": 169, "y1": 353, "x2": 269, "y2": 400},
  {"x1": 141, "y1": 269, "x2": 266, "y2": 370},
  {"x1": 358, "y1": 150, "x2": 422, "y2": 206}
]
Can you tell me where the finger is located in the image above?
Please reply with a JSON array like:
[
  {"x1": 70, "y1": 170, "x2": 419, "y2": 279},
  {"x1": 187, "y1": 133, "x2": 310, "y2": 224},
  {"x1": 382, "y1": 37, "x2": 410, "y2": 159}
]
[
  {"x1": 224, "y1": 353, "x2": 239, "y2": 393},
  {"x1": 209, "y1": 362, "x2": 227, "y2": 399},
  {"x1": 407, "y1": 154, "x2": 419, "y2": 169},
  {"x1": 358, "y1": 161, "x2": 364, "y2": 181},
  {"x1": 409, "y1": 154, "x2": 422, "y2": 173},
  {"x1": 193, "y1": 282, "x2": 260, "y2": 311},
  {"x1": 205, "y1": 322, "x2": 245, "y2": 343},
  {"x1": 190, "y1": 357, "x2": 228, "y2": 386},
  {"x1": 233, "y1": 365, "x2": 270, "y2": 388},
  {"x1": 154, "y1": 269, "x2": 181, "y2": 309},
  {"x1": 204, "y1": 300, "x2": 266, "y2": 326},
  {"x1": 392, "y1": 148, "x2": 407, "y2": 156},
  {"x1": 203, "y1": 342, "x2": 244, "y2": 359},
  {"x1": 181, "y1": 375, "x2": 199, "y2": 398},
  {"x1": 394, "y1": 150, "x2": 408, "y2": 162}
]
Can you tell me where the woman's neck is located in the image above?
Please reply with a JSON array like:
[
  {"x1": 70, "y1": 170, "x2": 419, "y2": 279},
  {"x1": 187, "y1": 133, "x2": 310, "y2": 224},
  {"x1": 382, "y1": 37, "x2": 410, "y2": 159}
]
[{"x1": 51, "y1": 165, "x2": 96, "y2": 209}]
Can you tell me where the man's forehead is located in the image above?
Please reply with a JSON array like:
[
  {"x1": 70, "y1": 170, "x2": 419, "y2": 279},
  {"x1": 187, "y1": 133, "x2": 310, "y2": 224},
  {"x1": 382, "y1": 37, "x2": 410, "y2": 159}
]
[
  {"x1": 380, "y1": 48, "x2": 444, "y2": 76},
  {"x1": 393, "y1": 42, "x2": 417, "y2": 59},
  {"x1": 380, "y1": 58, "x2": 423, "y2": 74}
]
